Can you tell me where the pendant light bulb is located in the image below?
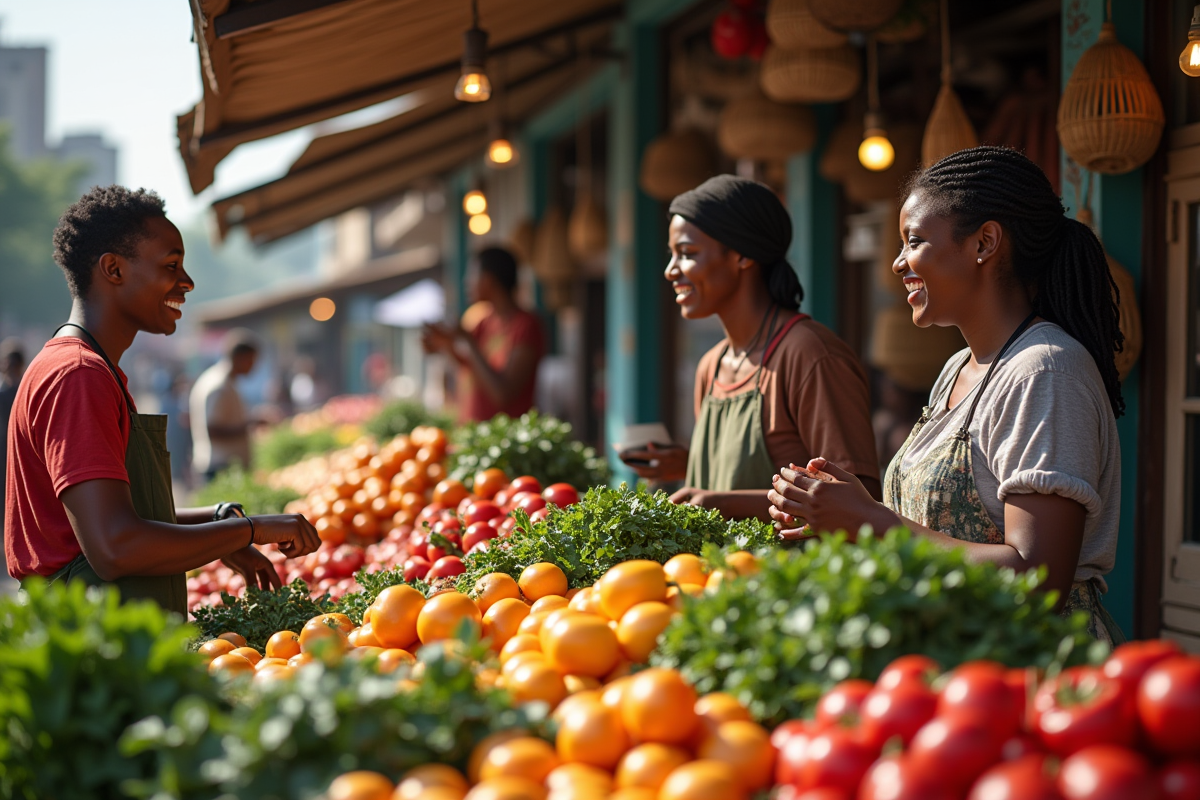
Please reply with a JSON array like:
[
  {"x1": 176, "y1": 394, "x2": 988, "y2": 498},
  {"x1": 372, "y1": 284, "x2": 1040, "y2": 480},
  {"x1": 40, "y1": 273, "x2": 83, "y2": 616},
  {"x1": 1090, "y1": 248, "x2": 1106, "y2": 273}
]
[
  {"x1": 468, "y1": 213, "x2": 492, "y2": 235},
  {"x1": 463, "y1": 189, "x2": 487, "y2": 216},
  {"x1": 454, "y1": 17, "x2": 491, "y2": 102},
  {"x1": 1181, "y1": 5, "x2": 1200, "y2": 77},
  {"x1": 858, "y1": 111, "x2": 894, "y2": 171},
  {"x1": 487, "y1": 137, "x2": 518, "y2": 168}
]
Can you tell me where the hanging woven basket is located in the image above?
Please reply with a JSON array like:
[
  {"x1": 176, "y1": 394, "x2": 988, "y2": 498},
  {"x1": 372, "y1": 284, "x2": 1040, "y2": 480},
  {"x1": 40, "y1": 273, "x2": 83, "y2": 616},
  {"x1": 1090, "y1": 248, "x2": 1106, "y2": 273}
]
[
  {"x1": 818, "y1": 117, "x2": 863, "y2": 183},
  {"x1": 531, "y1": 206, "x2": 574, "y2": 285},
  {"x1": 869, "y1": 303, "x2": 966, "y2": 391},
  {"x1": 718, "y1": 92, "x2": 817, "y2": 161},
  {"x1": 808, "y1": 0, "x2": 904, "y2": 32},
  {"x1": 639, "y1": 129, "x2": 717, "y2": 202},
  {"x1": 568, "y1": 191, "x2": 609, "y2": 277},
  {"x1": 508, "y1": 219, "x2": 536, "y2": 265},
  {"x1": 843, "y1": 122, "x2": 922, "y2": 204},
  {"x1": 922, "y1": 82, "x2": 978, "y2": 166},
  {"x1": 877, "y1": 0, "x2": 935, "y2": 43},
  {"x1": 761, "y1": 44, "x2": 861, "y2": 104},
  {"x1": 1057, "y1": 22, "x2": 1164, "y2": 175},
  {"x1": 766, "y1": 0, "x2": 847, "y2": 50}
]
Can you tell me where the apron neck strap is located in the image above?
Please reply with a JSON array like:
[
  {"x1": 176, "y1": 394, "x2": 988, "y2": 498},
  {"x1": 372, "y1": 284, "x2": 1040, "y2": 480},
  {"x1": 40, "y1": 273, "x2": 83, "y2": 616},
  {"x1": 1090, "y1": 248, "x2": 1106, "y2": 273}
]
[
  {"x1": 54, "y1": 322, "x2": 136, "y2": 414},
  {"x1": 958, "y1": 312, "x2": 1038, "y2": 432}
]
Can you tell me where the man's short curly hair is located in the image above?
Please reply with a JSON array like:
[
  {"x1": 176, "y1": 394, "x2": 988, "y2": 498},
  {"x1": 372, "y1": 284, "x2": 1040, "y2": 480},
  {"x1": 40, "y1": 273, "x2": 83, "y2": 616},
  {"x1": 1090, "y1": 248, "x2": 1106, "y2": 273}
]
[{"x1": 52, "y1": 186, "x2": 168, "y2": 298}]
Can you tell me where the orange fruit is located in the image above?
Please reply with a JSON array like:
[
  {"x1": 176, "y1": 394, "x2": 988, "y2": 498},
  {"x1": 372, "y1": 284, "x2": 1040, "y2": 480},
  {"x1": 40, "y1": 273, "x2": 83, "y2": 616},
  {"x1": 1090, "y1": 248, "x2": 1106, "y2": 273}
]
[
  {"x1": 658, "y1": 760, "x2": 744, "y2": 800},
  {"x1": 529, "y1": 595, "x2": 569, "y2": 614},
  {"x1": 563, "y1": 674, "x2": 602, "y2": 694},
  {"x1": 198, "y1": 639, "x2": 237, "y2": 660},
  {"x1": 265, "y1": 630, "x2": 301, "y2": 660},
  {"x1": 693, "y1": 692, "x2": 752, "y2": 744},
  {"x1": 462, "y1": 776, "x2": 546, "y2": 800},
  {"x1": 600, "y1": 676, "x2": 632, "y2": 711},
  {"x1": 567, "y1": 587, "x2": 602, "y2": 615},
  {"x1": 663, "y1": 553, "x2": 708, "y2": 587},
  {"x1": 323, "y1": 613, "x2": 355, "y2": 632},
  {"x1": 375, "y1": 648, "x2": 416, "y2": 673},
  {"x1": 607, "y1": 789, "x2": 656, "y2": 800},
  {"x1": 348, "y1": 623, "x2": 383, "y2": 648},
  {"x1": 555, "y1": 698, "x2": 629, "y2": 770},
  {"x1": 229, "y1": 646, "x2": 263, "y2": 666},
  {"x1": 620, "y1": 668, "x2": 698, "y2": 746},
  {"x1": 615, "y1": 743, "x2": 691, "y2": 791},
  {"x1": 473, "y1": 468, "x2": 509, "y2": 500},
  {"x1": 541, "y1": 608, "x2": 578, "y2": 632},
  {"x1": 483, "y1": 597, "x2": 531, "y2": 651},
  {"x1": 300, "y1": 615, "x2": 351, "y2": 655},
  {"x1": 545, "y1": 763, "x2": 612, "y2": 794},
  {"x1": 348, "y1": 646, "x2": 385, "y2": 662},
  {"x1": 479, "y1": 736, "x2": 561, "y2": 784},
  {"x1": 724, "y1": 551, "x2": 759, "y2": 576},
  {"x1": 616, "y1": 601, "x2": 674, "y2": 662},
  {"x1": 696, "y1": 720, "x2": 774, "y2": 791},
  {"x1": 256, "y1": 657, "x2": 289, "y2": 671},
  {"x1": 597, "y1": 561, "x2": 667, "y2": 620},
  {"x1": 541, "y1": 614, "x2": 619, "y2": 678},
  {"x1": 288, "y1": 652, "x2": 315, "y2": 668},
  {"x1": 500, "y1": 633, "x2": 543, "y2": 664},
  {"x1": 704, "y1": 570, "x2": 726, "y2": 591},
  {"x1": 474, "y1": 573, "x2": 522, "y2": 614},
  {"x1": 253, "y1": 664, "x2": 294, "y2": 685},
  {"x1": 518, "y1": 563, "x2": 568, "y2": 601},
  {"x1": 208, "y1": 652, "x2": 254, "y2": 676},
  {"x1": 417, "y1": 591, "x2": 482, "y2": 644},
  {"x1": 469, "y1": 729, "x2": 529, "y2": 783},
  {"x1": 433, "y1": 478, "x2": 470, "y2": 507},
  {"x1": 217, "y1": 631, "x2": 247, "y2": 648},
  {"x1": 507, "y1": 660, "x2": 567, "y2": 707},
  {"x1": 517, "y1": 611, "x2": 550, "y2": 638},
  {"x1": 395, "y1": 764, "x2": 469, "y2": 800},
  {"x1": 327, "y1": 770, "x2": 394, "y2": 800},
  {"x1": 371, "y1": 584, "x2": 425, "y2": 648},
  {"x1": 502, "y1": 650, "x2": 547, "y2": 678},
  {"x1": 551, "y1": 690, "x2": 604, "y2": 724}
]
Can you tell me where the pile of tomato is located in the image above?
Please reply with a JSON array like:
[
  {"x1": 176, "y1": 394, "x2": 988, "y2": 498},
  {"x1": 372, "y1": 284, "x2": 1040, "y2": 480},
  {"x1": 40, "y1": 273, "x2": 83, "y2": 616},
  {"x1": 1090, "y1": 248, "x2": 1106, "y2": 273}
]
[{"x1": 772, "y1": 640, "x2": 1200, "y2": 800}]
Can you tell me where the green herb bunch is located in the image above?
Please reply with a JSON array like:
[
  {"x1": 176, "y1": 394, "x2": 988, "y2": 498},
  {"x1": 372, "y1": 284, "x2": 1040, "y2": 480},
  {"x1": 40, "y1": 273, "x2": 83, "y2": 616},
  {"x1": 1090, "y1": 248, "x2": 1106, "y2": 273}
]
[
  {"x1": 651, "y1": 528, "x2": 1103, "y2": 726},
  {"x1": 457, "y1": 484, "x2": 777, "y2": 590},
  {"x1": 253, "y1": 425, "x2": 341, "y2": 472},
  {"x1": 0, "y1": 579, "x2": 225, "y2": 800},
  {"x1": 193, "y1": 464, "x2": 301, "y2": 515},
  {"x1": 190, "y1": 580, "x2": 332, "y2": 651},
  {"x1": 120, "y1": 642, "x2": 545, "y2": 800},
  {"x1": 364, "y1": 399, "x2": 454, "y2": 441},
  {"x1": 448, "y1": 411, "x2": 610, "y2": 490}
]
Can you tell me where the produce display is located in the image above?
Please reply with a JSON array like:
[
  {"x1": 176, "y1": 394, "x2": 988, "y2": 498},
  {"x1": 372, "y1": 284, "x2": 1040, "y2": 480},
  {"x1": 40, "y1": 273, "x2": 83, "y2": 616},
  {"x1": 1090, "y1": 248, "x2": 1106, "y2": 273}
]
[{"x1": 447, "y1": 412, "x2": 610, "y2": 491}]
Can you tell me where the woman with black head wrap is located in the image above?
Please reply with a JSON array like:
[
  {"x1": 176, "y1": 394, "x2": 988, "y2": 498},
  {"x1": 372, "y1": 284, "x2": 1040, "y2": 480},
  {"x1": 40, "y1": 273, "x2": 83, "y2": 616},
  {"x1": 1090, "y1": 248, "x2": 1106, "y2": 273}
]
[{"x1": 619, "y1": 175, "x2": 880, "y2": 521}]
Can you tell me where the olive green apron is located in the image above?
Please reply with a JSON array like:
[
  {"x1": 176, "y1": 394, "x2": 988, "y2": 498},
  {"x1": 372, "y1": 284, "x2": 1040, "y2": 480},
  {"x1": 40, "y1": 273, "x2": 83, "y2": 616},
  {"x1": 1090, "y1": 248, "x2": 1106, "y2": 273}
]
[
  {"x1": 882, "y1": 315, "x2": 1123, "y2": 645},
  {"x1": 686, "y1": 313, "x2": 808, "y2": 492},
  {"x1": 29, "y1": 324, "x2": 186, "y2": 616}
]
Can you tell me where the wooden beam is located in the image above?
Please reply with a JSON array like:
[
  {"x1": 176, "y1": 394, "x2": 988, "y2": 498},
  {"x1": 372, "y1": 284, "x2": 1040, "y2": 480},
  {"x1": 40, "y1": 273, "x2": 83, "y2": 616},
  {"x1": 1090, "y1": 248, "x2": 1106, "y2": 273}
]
[{"x1": 214, "y1": 0, "x2": 358, "y2": 40}]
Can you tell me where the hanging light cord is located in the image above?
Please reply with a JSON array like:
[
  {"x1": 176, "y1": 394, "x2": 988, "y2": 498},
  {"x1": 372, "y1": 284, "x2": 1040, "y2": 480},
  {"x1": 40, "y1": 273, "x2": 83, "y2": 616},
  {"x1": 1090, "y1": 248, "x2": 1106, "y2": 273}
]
[
  {"x1": 867, "y1": 36, "x2": 880, "y2": 113},
  {"x1": 471, "y1": 0, "x2": 480, "y2": 30},
  {"x1": 940, "y1": 0, "x2": 951, "y2": 85}
]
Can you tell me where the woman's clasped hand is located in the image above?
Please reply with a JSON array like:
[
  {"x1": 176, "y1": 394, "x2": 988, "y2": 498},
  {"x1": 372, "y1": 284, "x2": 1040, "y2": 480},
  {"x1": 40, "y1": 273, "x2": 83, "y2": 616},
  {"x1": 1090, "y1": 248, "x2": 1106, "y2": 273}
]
[{"x1": 767, "y1": 458, "x2": 898, "y2": 540}]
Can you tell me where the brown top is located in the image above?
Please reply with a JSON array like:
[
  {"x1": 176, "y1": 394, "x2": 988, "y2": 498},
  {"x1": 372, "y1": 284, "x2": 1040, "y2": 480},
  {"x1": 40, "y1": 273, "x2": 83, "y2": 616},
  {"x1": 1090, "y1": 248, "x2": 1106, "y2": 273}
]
[{"x1": 695, "y1": 316, "x2": 880, "y2": 482}]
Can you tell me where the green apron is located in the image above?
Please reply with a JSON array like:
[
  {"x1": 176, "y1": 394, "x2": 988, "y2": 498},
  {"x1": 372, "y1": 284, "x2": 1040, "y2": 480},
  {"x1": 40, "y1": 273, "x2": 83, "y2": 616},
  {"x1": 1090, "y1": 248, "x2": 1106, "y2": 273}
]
[
  {"x1": 882, "y1": 315, "x2": 1124, "y2": 645},
  {"x1": 30, "y1": 324, "x2": 186, "y2": 616},
  {"x1": 686, "y1": 313, "x2": 808, "y2": 492}
]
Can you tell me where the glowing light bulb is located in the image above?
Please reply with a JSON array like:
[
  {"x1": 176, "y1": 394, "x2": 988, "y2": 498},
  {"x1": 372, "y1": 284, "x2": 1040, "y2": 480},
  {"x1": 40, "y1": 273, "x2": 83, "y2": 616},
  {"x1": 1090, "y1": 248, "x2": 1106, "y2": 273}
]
[
  {"x1": 309, "y1": 297, "x2": 336, "y2": 322},
  {"x1": 454, "y1": 71, "x2": 492, "y2": 102},
  {"x1": 463, "y1": 190, "x2": 487, "y2": 216},
  {"x1": 858, "y1": 130, "x2": 895, "y2": 172},
  {"x1": 1182, "y1": 39, "x2": 1200, "y2": 77},
  {"x1": 468, "y1": 213, "x2": 492, "y2": 235},
  {"x1": 487, "y1": 137, "x2": 517, "y2": 167}
]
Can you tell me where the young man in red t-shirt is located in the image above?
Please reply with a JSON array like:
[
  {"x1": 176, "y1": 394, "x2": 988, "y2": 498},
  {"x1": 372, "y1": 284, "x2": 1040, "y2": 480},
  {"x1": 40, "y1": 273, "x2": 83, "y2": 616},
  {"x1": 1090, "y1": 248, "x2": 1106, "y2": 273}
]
[
  {"x1": 423, "y1": 247, "x2": 544, "y2": 421},
  {"x1": 4, "y1": 186, "x2": 318, "y2": 611}
]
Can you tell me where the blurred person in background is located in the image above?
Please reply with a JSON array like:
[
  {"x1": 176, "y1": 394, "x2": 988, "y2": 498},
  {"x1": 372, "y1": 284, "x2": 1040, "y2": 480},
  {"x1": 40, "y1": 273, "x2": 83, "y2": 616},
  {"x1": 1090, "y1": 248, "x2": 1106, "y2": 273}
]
[
  {"x1": 0, "y1": 338, "x2": 26, "y2": 590},
  {"x1": 422, "y1": 247, "x2": 544, "y2": 422},
  {"x1": 190, "y1": 330, "x2": 258, "y2": 481}
]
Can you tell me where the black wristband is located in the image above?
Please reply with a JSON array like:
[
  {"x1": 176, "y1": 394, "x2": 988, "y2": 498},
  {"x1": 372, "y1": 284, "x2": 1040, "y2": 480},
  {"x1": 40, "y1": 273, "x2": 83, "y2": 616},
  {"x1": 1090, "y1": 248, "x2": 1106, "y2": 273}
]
[
  {"x1": 246, "y1": 516, "x2": 256, "y2": 547},
  {"x1": 213, "y1": 502, "x2": 246, "y2": 521}
]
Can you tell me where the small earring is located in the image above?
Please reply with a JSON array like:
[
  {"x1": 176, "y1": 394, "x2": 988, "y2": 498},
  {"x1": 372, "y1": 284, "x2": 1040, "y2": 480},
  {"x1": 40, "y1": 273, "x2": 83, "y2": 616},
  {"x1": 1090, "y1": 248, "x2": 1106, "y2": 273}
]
[{"x1": 977, "y1": 257, "x2": 983, "y2": 264}]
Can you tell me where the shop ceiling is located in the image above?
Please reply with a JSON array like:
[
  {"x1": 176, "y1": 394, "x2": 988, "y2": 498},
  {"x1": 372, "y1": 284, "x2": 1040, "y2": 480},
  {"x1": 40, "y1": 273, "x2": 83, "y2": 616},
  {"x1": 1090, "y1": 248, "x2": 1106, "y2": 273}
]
[{"x1": 182, "y1": 0, "x2": 620, "y2": 242}]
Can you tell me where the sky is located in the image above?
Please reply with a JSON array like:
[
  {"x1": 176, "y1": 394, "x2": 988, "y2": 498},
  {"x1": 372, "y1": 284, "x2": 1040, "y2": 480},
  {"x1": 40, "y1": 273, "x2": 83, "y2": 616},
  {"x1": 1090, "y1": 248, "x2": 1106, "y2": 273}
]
[{"x1": 0, "y1": 0, "x2": 310, "y2": 224}]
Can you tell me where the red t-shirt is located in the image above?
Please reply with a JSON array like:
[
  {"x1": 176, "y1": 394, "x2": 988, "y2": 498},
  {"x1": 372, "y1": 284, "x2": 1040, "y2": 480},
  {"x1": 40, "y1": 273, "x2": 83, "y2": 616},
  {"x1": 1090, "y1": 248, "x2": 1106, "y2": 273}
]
[
  {"x1": 5, "y1": 339, "x2": 131, "y2": 580},
  {"x1": 463, "y1": 309, "x2": 544, "y2": 422}
]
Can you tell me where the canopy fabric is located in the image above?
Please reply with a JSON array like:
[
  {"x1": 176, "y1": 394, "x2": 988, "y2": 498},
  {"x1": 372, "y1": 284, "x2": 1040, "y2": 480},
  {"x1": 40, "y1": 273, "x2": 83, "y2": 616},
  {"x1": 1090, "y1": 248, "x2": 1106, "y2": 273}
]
[
  {"x1": 374, "y1": 278, "x2": 445, "y2": 327},
  {"x1": 181, "y1": 0, "x2": 620, "y2": 194}
]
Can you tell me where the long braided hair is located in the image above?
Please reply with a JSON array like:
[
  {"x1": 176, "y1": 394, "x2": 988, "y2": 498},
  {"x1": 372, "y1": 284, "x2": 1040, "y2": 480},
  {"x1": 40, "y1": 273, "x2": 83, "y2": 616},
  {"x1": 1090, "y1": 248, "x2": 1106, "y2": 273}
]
[{"x1": 905, "y1": 146, "x2": 1125, "y2": 418}]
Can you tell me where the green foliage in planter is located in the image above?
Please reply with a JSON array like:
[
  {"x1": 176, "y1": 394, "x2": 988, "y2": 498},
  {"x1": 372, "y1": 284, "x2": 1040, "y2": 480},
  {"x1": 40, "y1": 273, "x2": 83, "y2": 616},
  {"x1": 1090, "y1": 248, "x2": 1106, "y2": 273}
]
[{"x1": 448, "y1": 411, "x2": 610, "y2": 490}]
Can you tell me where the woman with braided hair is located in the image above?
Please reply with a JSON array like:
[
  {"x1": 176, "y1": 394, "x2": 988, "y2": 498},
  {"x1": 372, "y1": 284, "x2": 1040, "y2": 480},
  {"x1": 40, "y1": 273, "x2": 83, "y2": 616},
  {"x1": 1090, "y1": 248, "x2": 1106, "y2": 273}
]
[{"x1": 768, "y1": 146, "x2": 1125, "y2": 642}]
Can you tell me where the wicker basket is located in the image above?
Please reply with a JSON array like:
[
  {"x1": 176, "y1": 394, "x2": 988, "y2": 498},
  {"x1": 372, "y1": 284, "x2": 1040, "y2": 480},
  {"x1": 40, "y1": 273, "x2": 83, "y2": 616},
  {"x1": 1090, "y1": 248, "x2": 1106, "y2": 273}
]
[
  {"x1": 869, "y1": 303, "x2": 966, "y2": 391},
  {"x1": 877, "y1": 0, "x2": 934, "y2": 43},
  {"x1": 766, "y1": 0, "x2": 846, "y2": 50},
  {"x1": 639, "y1": 129, "x2": 717, "y2": 202},
  {"x1": 531, "y1": 206, "x2": 574, "y2": 285},
  {"x1": 761, "y1": 44, "x2": 861, "y2": 104},
  {"x1": 508, "y1": 219, "x2": 536, "y2": 265},
  {"x1": 718, "y1": 92, "x2": 817, "y2": 160},
  {"x1": 818, "y1": 117, "x2": 862, "y2": 182},
  {"x1": 843, "y1": 122, "x2": 922, "y2": 204},
  {"x1": 922, "y1": 82, "x2": 978, "y2": 167},
  {"x1": 808, "y1": 0, "x2": 904, "y2": 31},
  {"x1": 1057, "y1": 22, "x2": 1164, "y2": 175},
  {"x1": 568, "y1": 192, "x2": 608, "y2": 274}
]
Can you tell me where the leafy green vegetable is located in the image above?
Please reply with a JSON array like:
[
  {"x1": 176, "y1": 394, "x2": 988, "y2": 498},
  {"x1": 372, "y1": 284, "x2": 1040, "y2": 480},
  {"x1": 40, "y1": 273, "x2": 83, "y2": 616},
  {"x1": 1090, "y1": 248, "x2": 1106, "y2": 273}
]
[
  {"x1": 449, "y1": 411, "x2": 610, "y2": 490},
  {"x1": 364, "y1": 399, "x2": 453, "y2": 442},
  {"x1": 651, "y1": 528, "x2": 1105, "y2": 726},
  {"x1": 120, "y1": 642, "x2": 546, "y2": 800},
  {"x1": 457, "y1": 484, "x2": 777, "y2": 590},
  {"x1": 190, "y1": 580, "x2": 331, "y2": 651},
  {"x1": 0, "y1": 579, "x2": 225, "y2": 800},
  {"x1": 193, "y1": 464, "x2": 301, "y2": 516},
  {"x1": 253, "y1": 425, "x2": 340, "y2": 472}
]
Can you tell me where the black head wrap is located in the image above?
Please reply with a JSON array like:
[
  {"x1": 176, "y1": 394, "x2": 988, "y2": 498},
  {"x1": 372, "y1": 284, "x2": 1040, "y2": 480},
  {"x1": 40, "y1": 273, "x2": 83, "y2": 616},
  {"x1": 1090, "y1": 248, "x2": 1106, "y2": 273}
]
[{"x1": 668, "y1": 174, "x2": 803, "y2": 309}]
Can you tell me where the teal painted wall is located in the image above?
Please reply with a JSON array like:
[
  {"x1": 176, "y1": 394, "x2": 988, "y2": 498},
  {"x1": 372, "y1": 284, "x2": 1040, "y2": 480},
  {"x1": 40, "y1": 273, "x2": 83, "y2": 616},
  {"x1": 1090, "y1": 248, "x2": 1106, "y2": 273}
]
[{"x1": 787, "y1": 105, "x2": 840, "y2": 328}]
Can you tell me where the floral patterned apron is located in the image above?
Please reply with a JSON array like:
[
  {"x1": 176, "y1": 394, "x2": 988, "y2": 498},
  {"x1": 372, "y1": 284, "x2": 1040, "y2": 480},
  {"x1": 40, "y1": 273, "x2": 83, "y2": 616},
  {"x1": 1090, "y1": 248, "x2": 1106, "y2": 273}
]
[{"x1": 882, "y1": 316, "x2": 1123, "y2": 645}]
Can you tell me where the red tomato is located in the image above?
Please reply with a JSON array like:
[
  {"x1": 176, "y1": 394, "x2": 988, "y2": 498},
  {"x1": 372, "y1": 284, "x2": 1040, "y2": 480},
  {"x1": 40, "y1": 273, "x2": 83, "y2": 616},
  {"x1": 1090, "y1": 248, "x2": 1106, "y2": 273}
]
[
  {"x1": 456, "y1": 495, "x2": 477, "y2": 516},
  {"x1": 967, "y1": 754, "x2": 1062, "y2": 800},
  {"x1": 939, "y1": 661, "x2": 1023, "y2": 740},
  {"x1": 1057, "y1": 745, "x2": 1155, "y2": 800},
  {"x1": 529, "y1": 507, "x2": 550, "y2": 523},
  {"x1": 403, "y1": 556, "x2": 430, "y2": 581},
  {"x1": 773, "y1": 720, "x2": 818, "y2": 785},
  {"x1": 542, "y1": 483, "x2": 580, "y2": 507},
  {"x1": 427, "y1": 543, "x2": 447, "y2": 562},
  {"x1": 416, "y1": 503, "x2": 445, "y2": 524},
  {"x1": 860, "y1": 681, "x2": 938, "y2": 750},
  {"x1": 327, "y1": 544, "x2": 365, "y2": 579},
  {"x1": 858, "y1": 755, "x2": 959, "y2": 800},
  {"x1": 1158, "y1": 760, "x2": 1200, "y2": 800},
  {"x1": 408, "y1": 528, "x2": 430, "y2": 553},
  {"x1": 431, "y1": 518, "x2": 462, "y2": 536},
  {"x1": 791, "y1": 789, "x2": 850, "y2": 800},
  {"x1": 1138, "y1": 656, "x2": 1200, "y2": 759},
  {"x1": 1000, "y1": 734, "x2": 1044, "y2": 761},
  {"x1": 1103, "y1": 639, "x2": 1181, "y2": 721},
  {"x1": 493, "y1": 489, "x2": 511, "y2": 509},
  {"x1": 908, "y1": 715, "x2": 1004, "y2": 791},
  {"x1": 772, "y1": 718, "x2": 815, "y2": 750},
  {"x1": 814, "y1": 679, "x2": 873, "y2": 729},
  {"x1": 797, "y1": 727, "x2": 877, "y2": 793},
  {"x1": 508, "y1": 475, "x2": 542, "y2": 495},
  {"x1": 516, "y1": 494, "x2": 547, "y2": 514},
  {"x1": 464, "y1": 501, "x2": 503, "y2": 525},
  {"x1": 462, "y1": 522, "x2": 498, "y2": 553},
  {"x1": 498, "y1": 517, "x2": 517, "y2": 537},
  {"x1": 877, "y1": 654, "x2": 941, "y2": 691},
  {"x1": 1033, "y1": 666, "x2": 1134, "y2": 756},
  {"x1": 427, "y1": 555, "x2": 465, "y2": 579}
]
